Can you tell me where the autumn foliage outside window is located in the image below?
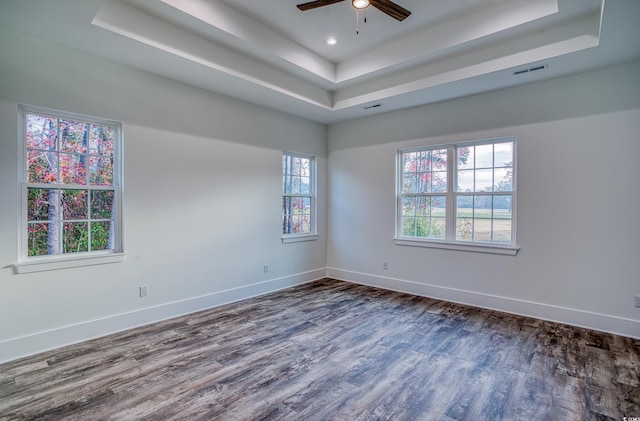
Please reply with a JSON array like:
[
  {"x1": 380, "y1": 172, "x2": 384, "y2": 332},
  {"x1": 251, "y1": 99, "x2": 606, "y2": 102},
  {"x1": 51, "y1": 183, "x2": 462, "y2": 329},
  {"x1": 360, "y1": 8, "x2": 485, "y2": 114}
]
[
  {"x1": 282, "y1": 153, "x2": 314, "y2": 235},
  {"x1": 22, "y1": 108, "x2": 121, "y2": 257}
]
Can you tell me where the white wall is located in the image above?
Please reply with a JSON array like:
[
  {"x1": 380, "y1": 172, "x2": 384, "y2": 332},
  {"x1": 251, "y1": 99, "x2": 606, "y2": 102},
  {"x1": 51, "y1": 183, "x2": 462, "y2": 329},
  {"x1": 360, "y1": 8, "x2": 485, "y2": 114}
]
[
  {"x1": 327, "y1": 60, "x2": 640, "y2": 338},
  {"x1": 0, "y1": 29, "x2": 327, "y2": 362}
]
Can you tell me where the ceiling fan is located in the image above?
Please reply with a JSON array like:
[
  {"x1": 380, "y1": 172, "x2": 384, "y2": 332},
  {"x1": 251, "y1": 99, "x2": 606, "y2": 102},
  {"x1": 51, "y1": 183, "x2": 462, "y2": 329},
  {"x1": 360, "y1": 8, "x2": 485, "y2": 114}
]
[{"x1": 297, "y1": 0, "x2": 411, "y2": 22}]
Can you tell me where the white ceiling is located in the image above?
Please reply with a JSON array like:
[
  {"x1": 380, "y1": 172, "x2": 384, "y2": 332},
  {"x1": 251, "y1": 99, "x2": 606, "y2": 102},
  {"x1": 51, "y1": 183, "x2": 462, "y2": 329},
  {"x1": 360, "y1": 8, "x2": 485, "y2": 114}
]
[{"x1": 0, "y1": 0, "x2": 639, "y2": 123}]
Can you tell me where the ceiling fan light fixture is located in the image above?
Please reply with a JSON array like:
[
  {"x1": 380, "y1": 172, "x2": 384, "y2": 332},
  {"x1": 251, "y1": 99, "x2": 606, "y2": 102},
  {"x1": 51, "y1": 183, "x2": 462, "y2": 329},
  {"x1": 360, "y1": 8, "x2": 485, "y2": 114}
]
[{"x1": 352, "y1": 0, "x2": 370, "y2": 10}]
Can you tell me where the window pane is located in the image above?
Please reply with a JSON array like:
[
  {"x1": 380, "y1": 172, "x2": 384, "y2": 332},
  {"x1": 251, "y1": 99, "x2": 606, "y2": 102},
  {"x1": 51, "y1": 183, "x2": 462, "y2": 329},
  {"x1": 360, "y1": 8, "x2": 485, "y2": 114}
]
[
  {"x1": 90, "y1": 221, "x2": 112, "y2": 251},
  {"x1": 493, "y1": 196, "x2": 512, "y2": 243},
  {"x1": 457, "y1": 146, "x2": 473, "y2": 169},
  {"x1": 494, "y1": 142, "x2": 513, "y2": 168},
  {"x1": 62, "y1": 190, "x2": 88, "y2": 220},
  {"x1": 403, "y1": 173, "x2": 417, "y2": 194},
  {"x1": 494, "y1": 167, "x2": 513, "y2": 192},
  {"x1": 402, "y1": 196, "x2": 417, "y2": 216},
  {"x1": 291, "y1": 176, "x2": 301, "y2": 194},
  {"x1": 28, "y1": 222, "x2": 56, "y2": 256},
  {"x1": 283, "y1": 175, "x2": 291, "y2": 193},
  {"x1": 403, "y1": 152, "x2": 417, "y2": 173},
  {"x1": 457, "y1": 169, "x2": 473, "y2": 192},
  {"x1": 475, "y1": 169, "x2": 493, "y2": 192},
  {"x1": 402, "y1": 217, "x2": 418, "y2": 236},
  {"x1": 428, "y1": 195, "x2": 446, "y2": 239},
  {"x1": 91, "y1": 190, "x2": 114, "y2": 220},
  {"x1": 89, "y1": 124, "x2": 114, "y2": 156},
  {"x1": 291, "y1": 157, "x2": 302, "y2": 176},
  {"x1": 415, "y1": 151, "x2": 428, "y2": 172},
  {"x1": 283, "y1": 175, "x2": 311, "y2": 194},
  {"x1": 28, "y1": 188, "x2": 58, "y2": 221},
  {"x1": 473, "y1": 195, "x2": 493, "y2": 242},
  {"x1": 432, "y1": 217, "x2": 446, "y2": 239},
  {"x1": 27, "y1": 150, "x2": 58, "y2": 183},
  {"x1": 431, "y1": 171, "x2": 447, "y2": 193},
  {"x1": 416, "y1": 172, "x2": 428, "y2": 193},
  {"x1": 89, "y1": 156, "x2": 113, "y2": 186},
  {"x1": 60, "y1": 153, "x2": 86, "y2": 185},
  {"x1": 431, "y1": 149, "x2": 447, "y2": 171},
  {"x1": 26, "y1": 114, "x2": 57, "y2": 150},
  {"x1": 456, "y1": 196, "x2": 473, "y2": 241},
  {"x1": 456, "y1": 218, "x2": 473, "y2": 241},
  {"x1": 473, "y1": 218, "x2": 492, "y2": 242},
  {"x1": 63, "y1": 222, "x2": 88, "y2": 253},
  {"x1": 474, "y1": 195, "x2": 492, "y2": 219},
  {"x1": 299, "y1": 176, "x2": 310, "y2": 194},
  {"x1": 288, "y1": 156, "x2": 310, "y2": 178},
  {"x1": 60, "y1": 119, "x2": 88, "y2": 153},
  {"x1": 475, "y1": 144, "x2": 493, "y2": 168},
  {"x1": 416, "y1": 196, "x2": 430, "y2": 217}
]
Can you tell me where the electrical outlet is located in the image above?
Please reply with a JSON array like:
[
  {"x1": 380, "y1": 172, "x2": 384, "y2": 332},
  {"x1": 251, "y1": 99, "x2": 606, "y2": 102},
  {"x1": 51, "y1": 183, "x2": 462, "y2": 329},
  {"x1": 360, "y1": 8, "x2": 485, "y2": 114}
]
[
  {"x1": 139, "y1": 286, "x2": 148, "y2": 298},
  {"x1": 264, "y1": 264, "x2": 269, "y2": 273},
  {"x1": 383, "y1": 261, "x2": 389, "y2": 270},
  {"x1": 635, "y1": 295, "x2": 640, "y2": 308}
]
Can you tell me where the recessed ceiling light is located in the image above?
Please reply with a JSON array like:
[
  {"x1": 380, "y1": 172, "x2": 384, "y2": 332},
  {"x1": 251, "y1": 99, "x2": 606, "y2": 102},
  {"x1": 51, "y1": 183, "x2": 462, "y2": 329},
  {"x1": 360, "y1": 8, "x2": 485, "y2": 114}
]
[{"x1": 327, "y1": 37, "x2": 337, "y2": 45}]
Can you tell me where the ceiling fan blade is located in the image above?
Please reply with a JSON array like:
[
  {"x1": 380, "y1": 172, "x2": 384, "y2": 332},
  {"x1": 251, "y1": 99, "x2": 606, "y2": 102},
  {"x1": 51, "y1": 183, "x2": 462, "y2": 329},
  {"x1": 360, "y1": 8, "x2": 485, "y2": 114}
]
[
  {"x1": 370, "y1": 0, "x2": 411, "y2": 21},
  {"x1": 297, "y1": 0, "x2": 346, "y2": 11}
]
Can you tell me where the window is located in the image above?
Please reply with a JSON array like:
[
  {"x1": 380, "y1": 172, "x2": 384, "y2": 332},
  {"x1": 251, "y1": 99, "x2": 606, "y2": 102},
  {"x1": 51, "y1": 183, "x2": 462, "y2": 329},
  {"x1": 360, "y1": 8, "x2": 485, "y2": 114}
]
[
  {"x1": 282, "y1": 152, "x2": 317, "y2": 243},
  {"x1": 397, "y1": 138, "x2": 517, "y2": 254},
  {"x1": 17, "y1": 106, "x2": 124, "y2": 272}
]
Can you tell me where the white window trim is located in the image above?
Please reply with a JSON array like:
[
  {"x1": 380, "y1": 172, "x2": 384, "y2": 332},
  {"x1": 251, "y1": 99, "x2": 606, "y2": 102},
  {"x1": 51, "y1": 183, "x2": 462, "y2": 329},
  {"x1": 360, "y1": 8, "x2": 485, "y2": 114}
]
[
  {"x1": 15, "y1": 105, "x2": 125, "y2": 273},
  {"x1": 394, "y1": 238, "x2": 518, "y2": 255},
  {"x1": 395, "y1": 137, "x2": 518, "y2": 255},
  {"x1": 281, "y1": 233, "x2": 319, "y2": 244},
  {"x1": 14, "y1": 252, "x2": 126, "y2": 274},
  {"x1": 281, "y1": 151, "x2": 318, "y2": 243}
]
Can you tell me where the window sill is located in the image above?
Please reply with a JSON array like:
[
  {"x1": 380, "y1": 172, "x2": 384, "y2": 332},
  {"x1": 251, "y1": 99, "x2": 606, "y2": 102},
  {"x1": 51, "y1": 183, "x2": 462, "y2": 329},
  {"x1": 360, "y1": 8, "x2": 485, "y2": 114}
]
[
  {"x1": 281, "y1": 234, "x2": 319, "y2": 244},
  {"x1": 14, "y1": 252, "x2": 126, "y2": 274},
  {"x1": 394, "y1": 238, "x2": 518, "y2": 255}
]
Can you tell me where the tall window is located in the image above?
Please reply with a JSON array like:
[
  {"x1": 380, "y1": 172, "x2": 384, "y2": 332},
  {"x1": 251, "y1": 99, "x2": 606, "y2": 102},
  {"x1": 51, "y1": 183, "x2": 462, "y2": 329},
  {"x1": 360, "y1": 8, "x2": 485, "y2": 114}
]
[
  {"x1": 20, "y1": 106, "x2": 123, "y2": 260},
  {"x1": 282, "y1": 152, "x2": 316, "y2": 241},
  {"x1": 397, "y1": 138, "x2": 516, "y2": 252}
]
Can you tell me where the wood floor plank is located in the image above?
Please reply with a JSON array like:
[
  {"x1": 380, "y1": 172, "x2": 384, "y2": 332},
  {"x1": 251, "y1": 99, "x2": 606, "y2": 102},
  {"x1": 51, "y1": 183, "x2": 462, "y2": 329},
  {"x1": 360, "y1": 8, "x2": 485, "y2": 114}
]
[{"x1": 1, "y1": 278, "x2": 638, "y2": 420}]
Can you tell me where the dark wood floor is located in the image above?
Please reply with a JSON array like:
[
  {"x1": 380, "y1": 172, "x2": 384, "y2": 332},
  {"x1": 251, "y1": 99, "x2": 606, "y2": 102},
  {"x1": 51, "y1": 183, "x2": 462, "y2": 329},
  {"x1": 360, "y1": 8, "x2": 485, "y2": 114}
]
[{"x1": 1, "y1": 279, "x2": 638, "y2": 420}]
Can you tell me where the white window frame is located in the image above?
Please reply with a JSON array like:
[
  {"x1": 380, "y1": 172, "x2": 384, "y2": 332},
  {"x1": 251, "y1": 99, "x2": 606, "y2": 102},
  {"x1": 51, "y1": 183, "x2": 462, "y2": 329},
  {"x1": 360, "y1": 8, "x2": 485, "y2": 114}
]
[
  {"x1": 281, "y1": 151, "x2": 318, "y2": 243},
  {"x1": 15, "y1": 105, "x2": 125, "y2": 273},
  {"x1": 395, "y1": 137, "x2": 518, "y2": 255}
]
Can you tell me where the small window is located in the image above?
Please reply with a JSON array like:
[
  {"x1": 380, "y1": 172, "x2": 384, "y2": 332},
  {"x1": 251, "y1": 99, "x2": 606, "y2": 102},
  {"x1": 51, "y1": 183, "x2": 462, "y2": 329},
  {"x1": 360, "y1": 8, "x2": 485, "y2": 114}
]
[
  {"x1": 397, "y1": 138, "x2": 516, "y2": 254},
  {"x1": 282, "y1": 152, "x2": 317, "y2": 242},
  {"x1": 18, "y1": 106, "x2": 123, "y2": 269}
]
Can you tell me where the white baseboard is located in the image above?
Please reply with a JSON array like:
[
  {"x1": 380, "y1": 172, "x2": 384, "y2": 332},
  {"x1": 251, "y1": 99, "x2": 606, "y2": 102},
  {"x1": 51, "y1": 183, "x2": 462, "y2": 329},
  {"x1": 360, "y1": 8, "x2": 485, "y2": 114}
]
[
  {"x1": 0, "y1": 268, "x2": 326, "y2": 364},
  {"x1": 327, "y1": 267, "x2": 640, "y2": 340}
]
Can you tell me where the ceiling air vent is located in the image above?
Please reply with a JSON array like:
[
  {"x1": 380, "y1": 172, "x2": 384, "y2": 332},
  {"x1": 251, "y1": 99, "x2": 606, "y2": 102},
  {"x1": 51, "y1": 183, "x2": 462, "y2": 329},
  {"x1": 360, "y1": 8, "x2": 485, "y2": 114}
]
[
  {"x1": 363, "y1": 104, "x2": 382, "y2": 110},
  {"x1": 513, "y1": 64, "x2": 548, "y2": 76}
]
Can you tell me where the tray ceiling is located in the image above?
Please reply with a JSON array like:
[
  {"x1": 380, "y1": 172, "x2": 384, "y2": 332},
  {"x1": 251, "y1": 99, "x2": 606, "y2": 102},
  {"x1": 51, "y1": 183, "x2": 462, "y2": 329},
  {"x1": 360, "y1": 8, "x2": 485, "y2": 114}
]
[{"x1": 1, "y1": 0, "x2": 639, "y2": 123}]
